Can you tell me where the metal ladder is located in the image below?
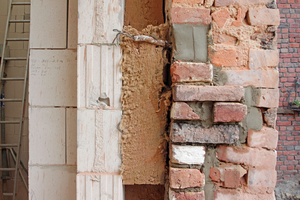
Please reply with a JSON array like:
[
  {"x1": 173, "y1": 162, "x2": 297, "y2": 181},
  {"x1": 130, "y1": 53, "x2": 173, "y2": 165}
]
[{"x1": 0, "y1": 0, "x2": 30, "y2": 199}]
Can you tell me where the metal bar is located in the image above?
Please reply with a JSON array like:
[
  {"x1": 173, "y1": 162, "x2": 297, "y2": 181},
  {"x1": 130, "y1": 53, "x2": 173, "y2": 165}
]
[
  {"x1": 0, "y1": 168, "x2": 15, "y2": 171},
  {"x1": 0, "y1": 99, "x2": 22, "y2": 102},
  {"x1": 12, "y1": 2, "x2": 30, "y2": 5},
  {"x1": 9, "y1": 20, "x2": 30, "y2": 23},
  {"x1": 0, "y1": 144, "x2": 18, "y2": 147},
  {"x1": 7, "y1": 38, "x2": 29, "y2": 41},
  {"x1": 0, "y1": 0, "x2": 12, "y2": 82},
  {"x1": 4, "y1": 57, "x2": 27, "y2": 60},
  {"x1": 2, "y1": 78, "x2": 24, "y2": 81},
  {"x1": 0, "y1": 121, "x2": 19, "y2": 124},
  {"x1": 13, "y1": 31, "x2": 30, "y2": 200},
  {"x1": 3, "y1": 193, "x2": 13, "y2": 196},
  {"x1": 9, "y1": 148, "x2": 28, "y2": 191}
]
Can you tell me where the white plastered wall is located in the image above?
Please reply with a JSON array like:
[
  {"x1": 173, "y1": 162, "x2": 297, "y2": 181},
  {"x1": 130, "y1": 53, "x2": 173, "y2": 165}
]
[
  {"x1": 76, "y1": 0, "x2": 125, "y2": 199},
  {"x1": 28, "y1": 0, "x2": 78, "y2": 199}
]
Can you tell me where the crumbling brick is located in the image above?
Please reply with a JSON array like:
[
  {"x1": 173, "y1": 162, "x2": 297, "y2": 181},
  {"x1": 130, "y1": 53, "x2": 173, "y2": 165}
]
[
  {"x1": 223, "y1": 169, "x2": 240, "y2": 188},
  {"x1": 210, "y1": 49, "x2": 243, "y2": 67},
  {"x1": 171, "y1": 123, "x2": 239, "y2": 144},
  {"x1": 171, "y1": 7, "x2": 212, "y2": 25},
  {"x1": 249, "y1": 49, "x2": 279, "y2": 70},
  {"x1": 169, "y1": 190, "x2": 205, "y2": 200},
  {"x1": 173, "y1": 0, "x2": 204, "y2": 3},
  {"x1": 247, "y1": 169, "x2": 277, "y2": 188},
  {"x1": 247, "y1": 126, "x2": 278, "y2": 150},
  {"x1": 263, "y1": 108, "x2": 277, "y2": 128},
  {"x1": 247, "y1": 8, "x2": 280, "y2": 26},
  {"x1": 212, "y1": 8, "x2": 230, "y2": 28},
  {"x1": 170, "y1": 168, "x2": 205, "y2": 189},
  {"x1": 213, "y1": 103, "x2": 247, "y2": 122},
  {"x1": 173, "y1": 85, "x2": 245, "y2": 102},
  {"x1": 171, "y1": 102, "x2": 201, "y2": 120},
  {"x1": 217, "y1": 145, "x2": 277, "y2": 169},
  {"x1": 171, "y1": 62, "x2": 212, "y2": 83}
]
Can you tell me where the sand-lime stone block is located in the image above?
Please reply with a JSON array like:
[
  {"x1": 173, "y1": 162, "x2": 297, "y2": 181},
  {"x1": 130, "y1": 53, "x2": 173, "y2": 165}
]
[
  {"x1": 29, "y1": 166, "x2": 76, "y2": 200},
  {"x1": 171, "y1": 145, "x2": 206, "y2": 165},
  {"x1": 29, "y1": 107, "x2": 65, "y2": 165},
  {"x1": 77, "y1": 174, "x2": 123, "y2": 200}
]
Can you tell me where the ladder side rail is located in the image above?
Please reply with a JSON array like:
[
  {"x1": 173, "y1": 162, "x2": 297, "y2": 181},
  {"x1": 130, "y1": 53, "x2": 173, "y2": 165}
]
[
  {"x1": 0, "y1": 0, "x2": 13, "y2": 81},
  {"x1": 12, "y1": 43, "x2": 30, "y2": 200}
]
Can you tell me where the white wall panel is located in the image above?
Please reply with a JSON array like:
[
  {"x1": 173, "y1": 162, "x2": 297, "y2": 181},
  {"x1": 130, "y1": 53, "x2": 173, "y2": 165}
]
[
  {"x1": 29, "y1": 50, "x2": 77, "y2": 107},
  {"x1": 30, "y1": 0, "x2": 67, "y2": 48},
  {"x1": 29, "y1": 107, "x2": 65, "y2": 165}
]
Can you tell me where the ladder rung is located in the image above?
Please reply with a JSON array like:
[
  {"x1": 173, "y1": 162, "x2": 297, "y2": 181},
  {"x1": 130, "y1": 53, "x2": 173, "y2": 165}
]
[
  {"x1": 3, "y1": 193, "x2": 13, "y2": 196},
  {"x1": 0, "y1": 121, "x2": 20, "y2": 124},
  {"x1": 7, "y1": 38, "x2": 29, "y2": 41},
  {"x1": 0, "y1": 99, "x2": 22, "y2": 102},
  {"x1": 0, "y1": 144, "x2": 18, "y2": 147},
  {"x1": 9, "y1": 20, "x2": 30, "y2": 23},
  {"x1": 2, "y1": 78, "x2": 25, "y2": 81},
  {"x1": 12, "y1": 2, "x2": 31, "y2": 5},
  {"x1": 4, "y1": 57, "x2": 27, "y2": 60},
  {"x1": 0, "y1": 168, "x2": 16, "y2": 171}
]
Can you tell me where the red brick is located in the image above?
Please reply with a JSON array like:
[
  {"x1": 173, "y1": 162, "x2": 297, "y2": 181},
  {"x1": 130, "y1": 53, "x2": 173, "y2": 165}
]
[
  {"x1": 171, "y1": 102, "x2": 201, "y2": 120},
  {"x1": 249, "y1": 49, "x2": 279, "y2": 70},
  {"x1": 263, "y1": 108, "x2": 277, "y2": 128},
  {"x1": 255, "y1": 89, "x2": 279, "y2": 108},
  {"x1": 210, "y1": 49, "x2": 242, "y2": 67},
  {"x1": 217, "y1": 145, "x2": 277, "y2": 169},
  {"x1": 214, "y1": 103, "x2": 247, "y2": 122},
  {"x1": 247, "y1": 169, "x2": 277, "y2": 188},
  {"x1": 171, "y1": 123, "x2": 239, "y2": 144},
  {"x1": 214, "y1": 0, "x2": 273, "y2": 6},
  {"x1": 214, "y1": 188, "x2": 275, "y2": 200},
  {"x1": 171, "y1": 7, "x2": 212, "y2": 25},
  {"x1": 170, "y1": 168, "x2": 205, "y2": 189},
  {"x1": 173, "y1": 0, "x2": 204, "y2": 3},
  {"x1": 223, "y1": 169, "x2": 240, "y2": 188},
  {"x1": 247, "y1": 127, "x2": 278, "y2": 150},
  {"x1": 210, "y1": 167, "x2": 221, "y2": 182},
  {"x1": 173, "y1": 85, "x2": 244, "y2": 102},
  {"x1": 212, "y1": 8, "x2": 230, "y2": 28},
  {"x1": 212, "y1": 32, "x2": 237, "y2": 45},
  {"x1": 247, "y1": 8, "x2": 280, "y2": 26},
  {"x1": 222, "y1": 69, "x2": 279, "y2": 88},
  {"x1": 169, "y1": 190, "x2": 205, "y2": 200},
  {"x1": 232, "y1": 7, "x2": 248, "y2": 26},
  {"x1": 171, "y1": 62, "x2": 212, "y2": 83}
]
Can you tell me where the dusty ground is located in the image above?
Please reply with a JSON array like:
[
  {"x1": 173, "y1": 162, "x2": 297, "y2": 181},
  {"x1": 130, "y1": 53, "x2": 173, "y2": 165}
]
[{"x1": 275, "y1": 175, "x2": 300, "y2": 200}]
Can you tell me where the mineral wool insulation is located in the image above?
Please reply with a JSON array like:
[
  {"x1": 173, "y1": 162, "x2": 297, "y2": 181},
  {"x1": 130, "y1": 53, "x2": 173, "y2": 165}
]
[{"x1": 120, "y1": 25, "x2": 171, "y2": 185}]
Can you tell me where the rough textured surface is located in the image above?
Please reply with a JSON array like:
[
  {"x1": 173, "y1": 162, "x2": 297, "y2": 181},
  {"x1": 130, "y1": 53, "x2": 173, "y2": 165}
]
[
  {"x1": 247, "y1": 126, "x2": 278, "y2": 150},
  {"x1": 275, "y1": 174, "x2": 300, "y2": 200},
  {"x1": 124, "y1": 0, "x2": 164, "y2": 31},
  {"x1": 171, "y1": 123, "x2": 239, "y2": 144},
  {"x1": 247, "y1": 169, "x2": 277, "y2": 188},
  {"x1": 171, "y1": 145, "x2": 206, "y2": 165},
  {"x1": 263, "y1": 108, "x2": 277, "y2": 128},
  {"x1": 171, "y1": 7, "x2": 212, "y2": 25},
  {"x1": 173, "y1": 85, "x2": 244, "y2": 102},
  {"x1": 249, "y1": 49, "x2": 279, "y2": 70},
  {"x1": 171, "y1": 102, "x2": 201, "y2": 120},
  {"x1": 169, "y1": 168, "x2": 205, "y2": 189},
  {"x1": 214, "y1": 0, "x2": 273, "y2": 6},
  {"x1": 125, "y1": 185, "x2": 165, "y2": 200},
  {"x1": 120, "y1": 25, "x2": 171, "y2": 184},
  {"x1": 169, "y1": 190, "x2": 205, "y2": 200},
  {"x1": 213, "y1": 103, "x2": 247, "y2": 122},
  {"x1": 217, "y1": 145, "x2": 277, "y2": 169},
  {"x1": 247, "y1": 8, "x2": 280, "y2": 26},
  {"x1": 171, "y1": 62, "x2": 212, "y2": 83}
]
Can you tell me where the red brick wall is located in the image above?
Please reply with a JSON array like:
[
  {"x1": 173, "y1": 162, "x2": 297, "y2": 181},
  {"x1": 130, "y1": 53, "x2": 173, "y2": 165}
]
[{"x1": 276, "y1": 0, "x2": 300, "y2": 182}]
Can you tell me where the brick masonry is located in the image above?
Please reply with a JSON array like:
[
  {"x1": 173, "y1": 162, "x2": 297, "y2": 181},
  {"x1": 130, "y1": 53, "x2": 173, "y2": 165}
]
[
  {"x1": 169, "y1": 0, "x2": 280, "y2": 199},
  {"x1": 276, "y1": 0, "x2": 300, "y2": 182}
]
